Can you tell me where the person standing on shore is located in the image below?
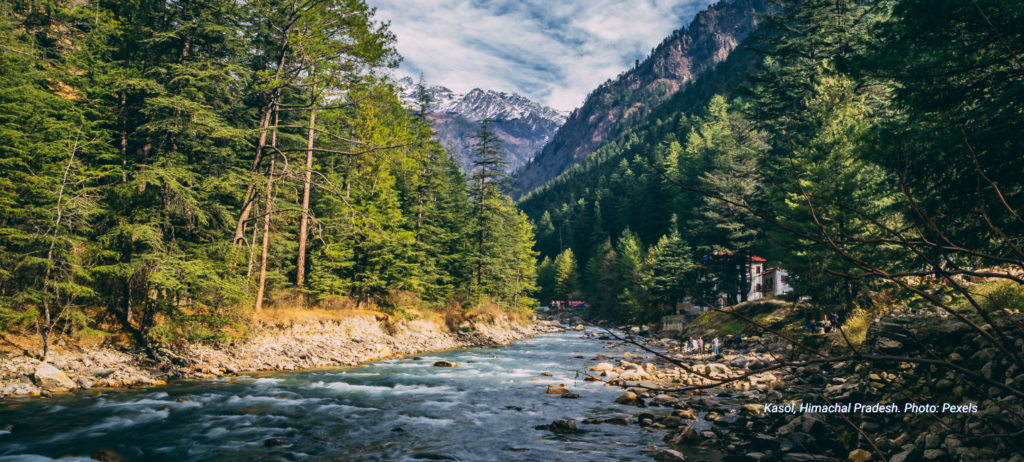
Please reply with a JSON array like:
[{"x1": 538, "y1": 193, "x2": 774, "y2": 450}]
[
  {"x1": 698, "y1": 337, "x2": 704, "y2": 355},
  {"x1": 713, "y1": 337, "x2": 720, "y2": 355}
]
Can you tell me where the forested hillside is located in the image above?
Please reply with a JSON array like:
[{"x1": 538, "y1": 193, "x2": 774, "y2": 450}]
[
  {"x1": 512, "y1": 0, "x2": 772, "y2": 198},
  {"x1": 0, "y1": 0, "x2": 536, "y2": 357},
  {"x1": 526, "y1": 0, "x2": 1024, "y2": 328}
]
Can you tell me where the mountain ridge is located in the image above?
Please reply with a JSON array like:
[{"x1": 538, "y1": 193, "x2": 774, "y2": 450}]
[
  {"x1": 512, "y1": 0, "x2": 772, "y2": 198},
  {"x1": 397, "y1": 77, "x2": 568, "y2": 171}
]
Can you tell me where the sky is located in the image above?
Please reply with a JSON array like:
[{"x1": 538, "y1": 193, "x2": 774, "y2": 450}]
[{"x1": 370, "y1": 0, "x2": 708, "y2": 112}]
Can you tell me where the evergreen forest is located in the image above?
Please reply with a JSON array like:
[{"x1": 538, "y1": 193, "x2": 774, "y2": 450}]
[
  {"x1": 0, "y1": 0, "x2": 537, "y2": 356},
  {"x1": 524, "y1": 0, "x2": 1024, "y2": 327}
]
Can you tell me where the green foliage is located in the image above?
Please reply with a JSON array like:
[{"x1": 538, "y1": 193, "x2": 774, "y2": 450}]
[{"x1": 0, "y1": 0, "x2": 538, "y2": 355}]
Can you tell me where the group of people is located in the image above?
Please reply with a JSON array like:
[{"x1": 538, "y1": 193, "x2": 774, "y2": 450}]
[
  {"x1": 682, "y1": 334, "x2": 743, "y2": 356},
  {"x1": 804, "y1": 312, "x2": 841, "y2": 334}
]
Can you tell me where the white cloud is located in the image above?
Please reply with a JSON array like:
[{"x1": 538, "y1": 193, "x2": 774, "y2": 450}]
[{"x1": 370, "y1": 0, "x2": 707, "y2": 111}]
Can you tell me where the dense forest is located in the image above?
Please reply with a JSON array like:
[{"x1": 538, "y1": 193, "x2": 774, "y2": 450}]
[
  {"x1": 0, "y1": 0, "x2": 537, "y2": 357},
  {"x1": 525, "y1": 0, "x2": 1024, "y2": 327}
]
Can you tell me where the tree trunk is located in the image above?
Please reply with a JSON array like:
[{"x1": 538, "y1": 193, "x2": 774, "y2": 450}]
[
  {"x1": 234, "y1": 107, "x2": 275, "y2": 244},
  {"x1": 254, "y1": 110, "x2": 278, "y2": 311},
  {"x1": 296, "y1": 105, "x2": 317, "y2": 289}
]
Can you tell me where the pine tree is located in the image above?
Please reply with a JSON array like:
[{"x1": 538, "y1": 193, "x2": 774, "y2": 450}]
[
  {"x1": 647, "y1": 215, "x2": 694, "y2": 315},
  {"x1": 553, "y1": 248, "x2": 578, "y2": 307},
  {"x1": 467, "y1": 118, "x2": 512, "y2": 302}
]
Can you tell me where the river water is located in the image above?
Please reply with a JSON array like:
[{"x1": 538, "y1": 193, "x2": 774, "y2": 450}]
[{"x1": 0, "y1": 330, "x2": 723, "y2": 461}]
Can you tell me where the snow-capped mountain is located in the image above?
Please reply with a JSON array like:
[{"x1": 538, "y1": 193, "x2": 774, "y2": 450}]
[{"x1": 397, "y1": 77, "x2": 569, "y2": 172}]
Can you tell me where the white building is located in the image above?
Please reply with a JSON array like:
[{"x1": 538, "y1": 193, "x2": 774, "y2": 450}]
[{"x1": 696, "y1": 253, "x2": 794, "y2": 306}]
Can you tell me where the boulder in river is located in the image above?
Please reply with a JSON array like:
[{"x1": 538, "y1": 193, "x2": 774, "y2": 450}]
[
  {"x1": 432, "y1": 361, "x2": 458, "y2": 367},
  {"x1": 34, "y1": 363, "x2": 76, "y2": 390},
  {"x1": 560, "y1": 392, "x2": 581, "y2": 399},
  {"x1": 590, "y1": 362, "x2": 615, "y2": 371},
  {"x1": 264, "y1": 438, "x2": 289, "y2": 447},
  {"x1": 546, "y1": 387, "x2": 570, "y2": 395},
  {"x1": 664, "y1": 425, "x2": 700, "y2": 445},
  {"x1": 654, "y1": 449, "x2": 687, "y2": 461},
  {"x1": 650, "y1": 394, "x2": 679, "y2": 407},
  {"x1": 714, "y1": 413, "x2": 749, "y2": 428},
  {"x1": 673, "y1": 409, "x2": 697, "y2": 420},
  {"x1": 535, "y1": 419, "x2": 577, "y2": 433},
  {"x1": 614, "y1": 391, "x2": 641, "y2": 406},
  {"x1": 604, "y1": 417, "x2": 632, "y2": 425}
]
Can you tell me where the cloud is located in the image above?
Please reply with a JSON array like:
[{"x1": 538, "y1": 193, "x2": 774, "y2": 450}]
[{"x1": 370, "y1": 0, "x2": 708, "y2": 111}]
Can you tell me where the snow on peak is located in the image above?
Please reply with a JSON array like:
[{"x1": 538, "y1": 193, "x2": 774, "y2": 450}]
[{"x1": 397, "y1": 77, "x2": 568, "y2": 126}]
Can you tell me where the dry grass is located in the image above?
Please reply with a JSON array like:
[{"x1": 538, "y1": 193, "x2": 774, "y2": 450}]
[{"x1": 829, "y1": 308, "x2": 872, "y2": 351}]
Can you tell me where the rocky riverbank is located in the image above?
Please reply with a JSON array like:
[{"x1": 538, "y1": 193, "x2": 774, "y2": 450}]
[
  {"x1": 540, "y1": 309, "x2": 1024, "y2": 462},
  {"x1": 0, "y1": 314, "x2": 564, "y2": 399}
]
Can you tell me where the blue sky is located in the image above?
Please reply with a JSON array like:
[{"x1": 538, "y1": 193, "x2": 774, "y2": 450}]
[{"x1": 371, "y1": 0, "x2": 708, "y2": 111}]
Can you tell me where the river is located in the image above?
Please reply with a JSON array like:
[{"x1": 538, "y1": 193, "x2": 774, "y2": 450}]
[{"x1": 0, "y1": 329, "x2": 723, "y2": 461}]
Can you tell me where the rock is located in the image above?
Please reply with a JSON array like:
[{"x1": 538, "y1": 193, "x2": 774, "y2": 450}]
[
  {"x1": 651, "y1": 394, "x2": 679, "y2": 406},
  {"x1": 432, "y1": 361, "x2": 458, "y2": 367},
  {"x1": 34, "y1": 363, "x2": 76, "y2": 390},
  {"x1": 714, "y1": 413, "x2": 749, "y2": 428},
  {"x1": 391, "y1": 427, "x2": 405, "y2": 432},
  {"x1": 561, "y1": 392, "x2": 581, "y2": 399},
  {"x1": 581, "y1": 418, "x2": 603, "y2": 424},
  {"x1": 604, "y1": 417, "x2": 632, "y2": 425},
  {"x1": 76, "y1": 377, "x2": 94, "y2": 389},
  {"x1": 673, "y1": 409, "x2": 697, "y2": 420},
  {"x1": 780, "y1": 432, "x2": 812, "y2": 452},
  {"x1": 876, "y1": 338, "x2": 903, "y2": 352},
  {"x1": 1, "y1": 423, "x2": 13, "y2": 432},
  {"x1": 630, "y1": 327, "x2": 641, "y2": 334},
  {"x1": 90, "y1": 449, "x2": 125, "y2": 462},
  {"x1": 741, "y1": 404, "x2": 768, "y2": 418},
  {"x1": 264, "y1": 438, "x2": 288, "y2": 447},
  {"x1": 584, "y1": 376, "x2": 602, "y2": 382},
  {"x1": 664, "y1": 426, "x2": 700, "y2": 445},
  {"x1": 661, "y1": 416, "x2": 683, "y2": 428},
  {"x1": 924, "y1": 434, "x2": 940, "y2": 449},
  {"x1": 546, "y1": 387, "x2": 570, "y2": 394},
  {"x1": 731, "y1": 356, "x2": 749, "y2": 368},
  {"x1": 890, "y1": 450, "x2": 921, "y2": 462},
  {"x1": 591, "y1": 362, "x2": 615, "y2": 371},
  {"x1": 849, "y1": 449, "x2": 872, "y2": 462},
  {"x1": 615, "y1": 391, "x2": 640, "y2": 405},
  {"x1": 535, "y1": 419, "x2": 577, "y2": 433},
  {"x1": 654, "y1": 449, "x2": 687, "y2": 462},
  {"x1": 922, "y1": 450, "x2": 946, "y2": 461},
  {"x1": 706, "y1": 363, "x2": 731, "y2": 375},
  {"x1": 704, "y1": 411, "x2": 723, "y2": 421},
  {"x1": 540, "y1": 372, "x2": 553, "y2": 377},
  {"x1": 574, "y1": 324, "x2": 586, "y2": 331}
]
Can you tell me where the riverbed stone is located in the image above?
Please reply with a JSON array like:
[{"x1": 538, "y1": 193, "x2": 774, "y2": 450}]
[
  {"x1": 546, "y1": 387, "x2": 570, "y2": 394},
  {"x1": 615, "y1": 391, "x2": 640, "y2": 405},
  {"x1": 34, "y1": 363, "x2": 75, "y2": 390},
  {"x1": 535, "y1": 419, "x2": 577, "y2": 433},
  {"x1": 654, "y1": 449, "x2": 686, "y2": 462},
  {"x1": 664, "y1": 425, "x2": 700, "y2": 445},
  {"x1": 849, "y1": 449, "x2": 872, "y2": 462},
  {"x1": 432, "y1": 361, "x2": 458, "y2": 367},
  {"x1": 590, "y1": 362, "x2": 615, "y2": 371}
]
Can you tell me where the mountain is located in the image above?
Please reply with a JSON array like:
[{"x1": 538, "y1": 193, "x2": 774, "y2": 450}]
[
  {"x1": 397, "y1": 77, "x2": 569, "y2": 172},
  {"x1": 512, "y1": 0, "x2": 772, "y2": 198}
]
